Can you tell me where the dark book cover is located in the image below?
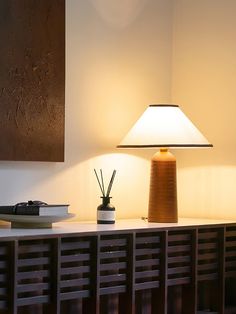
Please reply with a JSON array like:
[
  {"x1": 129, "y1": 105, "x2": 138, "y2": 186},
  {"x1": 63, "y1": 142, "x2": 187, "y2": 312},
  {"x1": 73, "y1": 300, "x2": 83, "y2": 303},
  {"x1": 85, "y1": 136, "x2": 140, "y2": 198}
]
[
  {"x1": 0, "y1": 206, "x2": 14, "y2": 215},
  {"x1": 0, "y1": 205, "x2": 69, "y2": 216}
]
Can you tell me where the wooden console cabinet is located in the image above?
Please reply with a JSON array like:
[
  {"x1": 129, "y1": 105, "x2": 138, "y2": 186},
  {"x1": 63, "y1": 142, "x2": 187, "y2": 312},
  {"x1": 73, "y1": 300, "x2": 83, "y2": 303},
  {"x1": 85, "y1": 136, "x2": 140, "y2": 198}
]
[{"x1": 0, "y1": 218, "x2": 235, "y2": 314}]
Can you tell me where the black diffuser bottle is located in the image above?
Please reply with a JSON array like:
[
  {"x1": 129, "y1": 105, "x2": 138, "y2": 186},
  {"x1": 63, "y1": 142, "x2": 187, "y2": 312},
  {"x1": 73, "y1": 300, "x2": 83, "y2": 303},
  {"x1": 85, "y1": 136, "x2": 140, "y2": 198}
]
[
  {"x1": 97, "y1": 196, "x2": 115, "y2": 224},
  {"x1": 94, "y1": 169, "x2": 116, "y2": 224}
]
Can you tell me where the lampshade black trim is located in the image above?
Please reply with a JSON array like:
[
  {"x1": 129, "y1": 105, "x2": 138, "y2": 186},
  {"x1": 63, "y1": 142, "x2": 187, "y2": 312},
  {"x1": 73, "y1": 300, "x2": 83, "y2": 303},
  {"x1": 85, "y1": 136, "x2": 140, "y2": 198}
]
[
  {"x1": 117, "y1": 144, "x2": 213, "y2": 148},
  {"x1": 149, "y1": 104, "x2": 179, "y2": 107}
]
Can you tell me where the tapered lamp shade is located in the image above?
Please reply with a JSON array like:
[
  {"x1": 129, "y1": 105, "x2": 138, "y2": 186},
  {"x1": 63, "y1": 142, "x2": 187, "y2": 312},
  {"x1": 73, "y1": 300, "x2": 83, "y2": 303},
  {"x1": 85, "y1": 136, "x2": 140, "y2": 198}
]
[
  {"x1": 117, "y1": 104, "x2": 212, "y2": 223},
  {"x1": 117, "y1": 105, "x2": 212, "y2": 148}
]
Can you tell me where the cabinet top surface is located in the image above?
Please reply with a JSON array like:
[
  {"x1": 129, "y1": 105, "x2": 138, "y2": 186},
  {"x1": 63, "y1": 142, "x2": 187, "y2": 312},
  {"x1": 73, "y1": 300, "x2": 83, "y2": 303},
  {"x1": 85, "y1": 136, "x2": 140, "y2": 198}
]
[{"x1": 0, "y1": 217, "x2": 235, "y2": 239}]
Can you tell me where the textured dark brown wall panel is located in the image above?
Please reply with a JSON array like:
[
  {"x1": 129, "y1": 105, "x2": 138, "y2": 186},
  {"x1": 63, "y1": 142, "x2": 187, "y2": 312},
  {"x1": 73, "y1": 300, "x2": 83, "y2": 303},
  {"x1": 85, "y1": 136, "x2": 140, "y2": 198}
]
[{"x1": 0, "y1": 0, "x2": 65, "y2": 161}]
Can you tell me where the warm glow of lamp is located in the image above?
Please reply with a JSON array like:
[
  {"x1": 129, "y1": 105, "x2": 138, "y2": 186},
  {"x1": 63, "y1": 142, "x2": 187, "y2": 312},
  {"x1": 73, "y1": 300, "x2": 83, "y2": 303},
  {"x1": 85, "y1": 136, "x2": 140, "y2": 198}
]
[{"x1": 117, "y1": 104, "x2": 213, "y2": 222}]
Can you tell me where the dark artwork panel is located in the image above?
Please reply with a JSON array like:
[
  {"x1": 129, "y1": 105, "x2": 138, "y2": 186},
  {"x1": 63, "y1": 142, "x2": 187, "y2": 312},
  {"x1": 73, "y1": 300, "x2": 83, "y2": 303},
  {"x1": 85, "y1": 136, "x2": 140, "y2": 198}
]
[{"x1": 0, "y1": 0, "x2": 65, "y2": 161}]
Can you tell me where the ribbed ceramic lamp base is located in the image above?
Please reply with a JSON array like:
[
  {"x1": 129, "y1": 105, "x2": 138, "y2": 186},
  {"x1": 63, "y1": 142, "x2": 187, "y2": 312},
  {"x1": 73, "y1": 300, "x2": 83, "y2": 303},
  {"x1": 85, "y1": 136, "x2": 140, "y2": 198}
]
[{"x1": 148, "y1": 149, "x2": 178, "y2": 223}]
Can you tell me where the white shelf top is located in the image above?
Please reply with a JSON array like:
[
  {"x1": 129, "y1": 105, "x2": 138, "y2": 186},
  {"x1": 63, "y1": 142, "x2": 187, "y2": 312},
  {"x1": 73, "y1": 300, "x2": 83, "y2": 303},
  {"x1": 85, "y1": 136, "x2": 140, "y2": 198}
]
[{"x1": 0, "y1": 217, "x2": 234, "y2": 239}]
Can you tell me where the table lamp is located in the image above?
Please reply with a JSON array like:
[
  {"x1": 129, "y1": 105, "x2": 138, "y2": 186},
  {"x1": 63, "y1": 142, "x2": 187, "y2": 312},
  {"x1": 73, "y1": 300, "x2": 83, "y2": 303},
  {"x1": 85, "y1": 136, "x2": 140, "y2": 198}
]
[{"x1": 117, "y1": 104, "x2": 212, "y2": 223}]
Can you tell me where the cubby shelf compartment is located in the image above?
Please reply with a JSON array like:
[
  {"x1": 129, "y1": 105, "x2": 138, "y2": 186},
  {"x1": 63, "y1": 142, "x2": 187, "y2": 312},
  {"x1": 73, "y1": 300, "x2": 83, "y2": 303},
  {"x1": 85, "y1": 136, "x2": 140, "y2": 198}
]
[{"x1": 225, "y1": 227, "x2": 236, "y2": 313}]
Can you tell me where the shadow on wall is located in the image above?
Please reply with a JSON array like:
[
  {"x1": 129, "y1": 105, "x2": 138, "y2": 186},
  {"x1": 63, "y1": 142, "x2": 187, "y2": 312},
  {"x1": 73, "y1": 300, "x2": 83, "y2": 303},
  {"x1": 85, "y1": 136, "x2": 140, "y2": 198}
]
[
  {"x1": 175, "y1": 141, "x2": 236, "y2": 168},
  {"x1": 178, "y1": 164, "x2": 236, "y2": 220},
  {"x1": 89, "y1": 0, "x2": 148, "y2": 28}
]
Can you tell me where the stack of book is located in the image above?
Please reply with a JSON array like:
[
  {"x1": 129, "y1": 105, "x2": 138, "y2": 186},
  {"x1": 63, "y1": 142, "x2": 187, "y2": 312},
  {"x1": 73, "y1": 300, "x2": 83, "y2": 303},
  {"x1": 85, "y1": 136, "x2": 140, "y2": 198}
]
[{"x1": 0, "y1": 201, "x2": 69, "y2": 217}]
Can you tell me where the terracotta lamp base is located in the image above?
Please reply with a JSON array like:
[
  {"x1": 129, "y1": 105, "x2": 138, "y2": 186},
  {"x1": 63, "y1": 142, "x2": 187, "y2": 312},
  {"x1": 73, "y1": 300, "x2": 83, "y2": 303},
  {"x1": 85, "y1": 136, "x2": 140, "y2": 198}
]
[{"x1": 148, "y1": 148, "x2": 178, "y2": 223}]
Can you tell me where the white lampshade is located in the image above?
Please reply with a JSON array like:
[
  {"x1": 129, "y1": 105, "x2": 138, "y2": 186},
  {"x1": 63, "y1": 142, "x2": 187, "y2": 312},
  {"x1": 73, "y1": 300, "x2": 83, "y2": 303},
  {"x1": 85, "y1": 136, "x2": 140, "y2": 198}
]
[{"x1": 117, "y1": 104, "x2": 212, "y2": 148}]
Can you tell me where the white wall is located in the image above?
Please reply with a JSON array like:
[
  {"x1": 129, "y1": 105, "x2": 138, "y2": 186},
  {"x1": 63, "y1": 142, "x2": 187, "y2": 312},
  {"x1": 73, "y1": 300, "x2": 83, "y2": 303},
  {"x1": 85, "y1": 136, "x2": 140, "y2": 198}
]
[
  {"x1": 2, "y1": 0, "x2": 234, "y2": 222},
  {"x1": 0, "y1": 0, "x2": 173, "y2": 220},
  {"x1": 172, "y1": 0, "x2": 236, "y2": 219}
]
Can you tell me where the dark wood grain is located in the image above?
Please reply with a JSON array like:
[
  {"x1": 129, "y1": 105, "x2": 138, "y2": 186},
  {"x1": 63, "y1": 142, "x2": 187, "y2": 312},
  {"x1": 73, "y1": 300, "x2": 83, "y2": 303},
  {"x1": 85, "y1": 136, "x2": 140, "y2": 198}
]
[
  {"x1": 1, "y1": 223, "x2": 236, "y2": 313},
  {"x1": 0, "y1": 0, "x2": 65, "y2": 161},
  {"x1": 9, "y1": 241, "x2": 17, "y2": 314}
]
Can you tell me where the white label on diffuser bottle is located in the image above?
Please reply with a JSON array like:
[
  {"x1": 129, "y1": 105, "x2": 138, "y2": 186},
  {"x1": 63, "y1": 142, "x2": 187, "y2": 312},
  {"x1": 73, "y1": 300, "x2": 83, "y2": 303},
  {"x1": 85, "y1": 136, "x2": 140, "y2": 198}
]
[{"x1": 97, "y1": 210, "x2": 115, "y2": 221}]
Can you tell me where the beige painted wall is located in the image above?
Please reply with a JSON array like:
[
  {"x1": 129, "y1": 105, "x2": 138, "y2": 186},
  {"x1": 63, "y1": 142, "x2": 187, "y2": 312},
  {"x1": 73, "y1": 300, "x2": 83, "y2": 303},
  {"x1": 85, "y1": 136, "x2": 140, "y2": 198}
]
[
  {"x1": 0, "y1": 0, "x2": 173, "y2": 220},
  {"x1": 172, "y1": 0, "x2": 236, "y2": 219},
  {"x1": 1, "y1": 0, "x2": 234, "y2": 222}
]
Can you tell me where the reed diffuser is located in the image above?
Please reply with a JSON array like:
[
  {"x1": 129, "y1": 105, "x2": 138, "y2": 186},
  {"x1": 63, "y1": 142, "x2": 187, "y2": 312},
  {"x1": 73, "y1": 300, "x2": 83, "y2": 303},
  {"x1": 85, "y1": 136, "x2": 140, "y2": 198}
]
[{"x1": 94, "y1": 169, "x2": 116, "y2": 224}]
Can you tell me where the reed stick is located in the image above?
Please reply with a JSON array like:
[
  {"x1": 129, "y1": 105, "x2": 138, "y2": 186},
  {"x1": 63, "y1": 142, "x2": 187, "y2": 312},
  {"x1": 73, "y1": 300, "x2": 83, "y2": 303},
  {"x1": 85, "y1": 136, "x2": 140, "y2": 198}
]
[
  {"x1": 100, "y1": 169, "x2": 105, "y2": 196},
  {"x1": 106, "y1": 170, "x2": 116, "y2": 197},
  {"x1": 94, "y1": 169, "x2": 105, "y2": 196}
]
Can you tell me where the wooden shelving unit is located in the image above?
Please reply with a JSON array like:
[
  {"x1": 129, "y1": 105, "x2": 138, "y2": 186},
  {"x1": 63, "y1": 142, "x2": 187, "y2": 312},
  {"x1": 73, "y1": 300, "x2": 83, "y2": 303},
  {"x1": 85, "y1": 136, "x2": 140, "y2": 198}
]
[{"x1": 0, "y1": 218, "x2": 235, "y2": 313}]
